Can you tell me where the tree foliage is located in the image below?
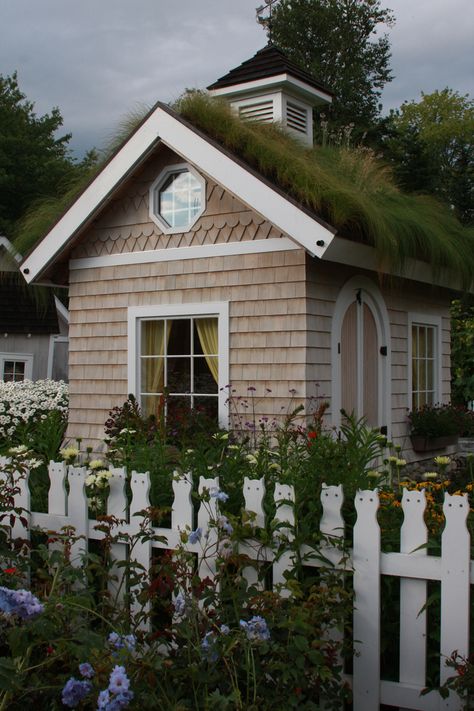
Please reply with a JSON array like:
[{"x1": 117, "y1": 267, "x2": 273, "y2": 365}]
[
  {"x1": 382, "y1": 89, "x2": 474, "y2": 225},
  {"x1": 0, "y1": 72, "x2": 77, "y2": 239},
  {"x1": 451, "y1": 299, "x2": 474, "y2": 405},
  {"x1": 267, "y1": 0, "x2": 394, "y2": 133}
]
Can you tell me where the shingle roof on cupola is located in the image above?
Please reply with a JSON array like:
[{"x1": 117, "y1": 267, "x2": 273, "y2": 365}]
[
  {"x1": 207, "y1": 45, "x2": 332, "y2": 98},
  {"x1": 207, "y1": 46, "x2": 332, "y2": 147}
]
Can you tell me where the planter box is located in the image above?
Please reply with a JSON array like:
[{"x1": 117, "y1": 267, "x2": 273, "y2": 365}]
[{"x1": 410, "y1": 434, "x2": 459, "y2": 452}]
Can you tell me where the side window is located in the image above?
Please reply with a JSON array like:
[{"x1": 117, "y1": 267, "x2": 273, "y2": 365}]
[
  {"x1": 0, "y1": 354, "x2": 33, "y2": 382},
  {"x1": 408, "y1": 315, "x2": 441, "y2": 409},
  {"x1": 128, "y1": 303, "x2": 229, "y2": 427}
]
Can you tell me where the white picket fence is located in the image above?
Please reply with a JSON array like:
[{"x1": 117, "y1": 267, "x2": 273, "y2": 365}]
[{"x1": 1, "y1": 460, "x2": 473, "y2": 711}]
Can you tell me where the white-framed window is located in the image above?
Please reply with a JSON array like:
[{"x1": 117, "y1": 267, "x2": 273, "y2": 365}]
[
  {"x1": 128, "y1": 302, "x2": 229, "y2": 427},
  {"x1": 0, "y1": 353, "x2": 33, "y2": 382},
  {"x1": 149, "y1": 163, "x2": 206, "y2": 234},
  {"x1": 408, "y1": 313, "x2": 442, "y2": 410}
]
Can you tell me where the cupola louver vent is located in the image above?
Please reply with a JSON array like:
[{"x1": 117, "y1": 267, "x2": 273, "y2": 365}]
[
  {"x1": 286, "y1": 102, "x2": 307, "y2": 134},
  {"x1": 239, "y1": 99, "x2": 274, "y2": 123}
]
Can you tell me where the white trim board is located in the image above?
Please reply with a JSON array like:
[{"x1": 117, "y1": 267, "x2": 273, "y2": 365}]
[
  {"x1": 21, "y1": 103, "x2": 335, "y2": 284},
  {"x1": 324, "y1": 236, "x2": 471, "y2": 291},
  {"x1": 209, "y1": 73, "x2": 332, "y2": 105},
  {"x1": 70, "y1": 237, "x2": 301, "y2": 271}
]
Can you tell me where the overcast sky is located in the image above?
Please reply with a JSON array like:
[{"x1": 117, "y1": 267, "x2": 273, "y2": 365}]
[{"x1": 1, "y1": 0, "x2": 473, "y2": 157}]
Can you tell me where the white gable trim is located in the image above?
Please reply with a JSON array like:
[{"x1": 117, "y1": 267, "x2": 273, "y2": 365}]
[
  {"x1": 21, "y1": 104, "x2": 335, "y2": 284},
  {"x1": 70, "y1": 237, "x2": 301, "y2": 271}
]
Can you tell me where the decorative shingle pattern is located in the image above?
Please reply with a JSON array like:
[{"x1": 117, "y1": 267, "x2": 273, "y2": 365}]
[{"x1": 73, "y1": 180, "x2": 285, "y2": 259}]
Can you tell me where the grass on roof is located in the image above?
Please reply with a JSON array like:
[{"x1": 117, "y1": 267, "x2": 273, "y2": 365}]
[{"x1": 14, "y1": 91, "x2": 474, "y2": 288}]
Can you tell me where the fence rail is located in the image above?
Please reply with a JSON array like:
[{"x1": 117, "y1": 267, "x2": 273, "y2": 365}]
[{"x1": 1, "y1": 460, "x2": 472, "y2": 711}]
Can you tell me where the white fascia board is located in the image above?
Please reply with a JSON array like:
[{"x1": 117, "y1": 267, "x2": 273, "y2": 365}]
[
  {"x1": 22, "y1": 104, "x2": 334, "y2": 283},
  {"x1": 209, "y1": 73, "x2": 332, "y2": 105},
  {"x1": 21, "y1": 119, "x2": 162, "y2": 284},
  {"x1": 70, "y1": 237, "x2": 301, "y2": 271},
  {"x1": 155, "y1": 108, "x2": 334, "y2": 257},
  {"x1": 323, "y1": 235, "x2": 470, "y2": 291}
]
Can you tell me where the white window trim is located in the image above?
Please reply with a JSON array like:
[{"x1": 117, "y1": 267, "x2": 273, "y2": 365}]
[
  {"x1": 47, "y1": 335, "x2": 69, "y2": 379},
  {"x1": 127, "y1": 302, "x2": 229, "y2": 428},
  {"x1": 407, "y1": 312, "x2": 442, "y2": 410},
  {"x1": 149, "y1": 162, "x2": 206, "y2": 235},
  {"x1": 0, "y1": 352, "x2": 34, "y2": 381}
]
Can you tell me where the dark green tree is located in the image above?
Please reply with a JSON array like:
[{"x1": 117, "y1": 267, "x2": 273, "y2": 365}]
[
  {"x1": 266, "y1": 0, "x2": 394, "y2": 133},
  {"x1": 382, "y1": 89, "x2": 474, "y2": 224},
  {"x1": 0, "y1": 72, "x2": 76, "y2": 238}
]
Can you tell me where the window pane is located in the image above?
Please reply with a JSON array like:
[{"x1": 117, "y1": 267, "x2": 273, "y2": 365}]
[
  {"x1": 158, "y1": 170, "x2": 202, "y2": 229},
  {"x1": 418, "y1": 327, "x2": 426, "y2": 357},
  {"x1": 167, "y1": 357, "x2": 191, "y2": 393},
  {"x1": 3, "y1": 361, "x2": 25, "y2": 382},
  {"x1": 141, "y1": 394, "x2": 164, "y2": 418},
  {"x1": 142, "y1": 320, "x2": 165, "y2": 356},
  {"x1": 168, "y1": 319, "x2": 191, "y2": 356},
  {"x1": 194, "y1": 396, "x2": 218, "y2": 421},
  {"x1": 167, "y1": 396, "x2": 191, "y2": 424},
  {"x1": 194, "y1": 357, "x2": 218, "y2": 394},
  {"x1": 141, "y1": 358, "x2": 164, "y2": 393},
  {"x1": 426, "y1": 327, "x2": 434, "y2": 357}
]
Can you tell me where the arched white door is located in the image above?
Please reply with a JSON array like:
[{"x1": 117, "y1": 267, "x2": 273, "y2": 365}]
[{"x1": 332, "y1": 277, "x2": 391, "y2": 433}]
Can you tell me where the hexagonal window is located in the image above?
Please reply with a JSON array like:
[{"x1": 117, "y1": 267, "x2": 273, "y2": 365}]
[{"x1": 149, "y1": 164, "x2": 206, "y2": 233}]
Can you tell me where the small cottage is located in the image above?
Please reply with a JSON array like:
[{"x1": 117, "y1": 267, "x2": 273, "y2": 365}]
[{"x1": 19, "y1": 46, "x2": 473, "y2": 456}]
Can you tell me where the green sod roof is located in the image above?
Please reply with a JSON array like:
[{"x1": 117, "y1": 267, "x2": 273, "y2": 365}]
[{"x1": 14, "y1": 91, "x2": 474, "y2": 289}]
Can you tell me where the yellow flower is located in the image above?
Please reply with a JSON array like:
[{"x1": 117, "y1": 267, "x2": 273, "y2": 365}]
[
  {"x1": 434, "y1": 456, "x2": 451, "y2": 466},
  {"x1": 60, "y1": 447, "x2": 79, "y2": 460},
  {"x1": 423, "y1": 472, "x2": 438, "y2": 480}
]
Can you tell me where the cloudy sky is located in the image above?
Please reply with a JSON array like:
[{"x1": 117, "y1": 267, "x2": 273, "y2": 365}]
[{"x1": 1, "y1": 0, "x2": 472, "y2": 157}]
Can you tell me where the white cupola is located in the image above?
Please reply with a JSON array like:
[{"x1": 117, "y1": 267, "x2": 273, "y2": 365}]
[{"x1": 207, "y1": 45, "x2": 332, "y2": 147}]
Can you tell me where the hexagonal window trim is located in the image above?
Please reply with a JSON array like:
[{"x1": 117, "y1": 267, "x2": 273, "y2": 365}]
[{"x1": 149, "y1": 163, "x2": 206, "y2": 234}]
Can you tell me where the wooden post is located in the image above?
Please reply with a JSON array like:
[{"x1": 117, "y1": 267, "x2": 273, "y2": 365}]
[{"x1": 353, "y1": 489, "x2": 381, "y2": 711}]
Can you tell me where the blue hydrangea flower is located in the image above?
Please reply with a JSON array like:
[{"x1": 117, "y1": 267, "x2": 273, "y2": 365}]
[
  {"x1": 173, "y1": 592, "x2": 186, "y2": 616},
  {"x1": 0, "y1": 586, "x2": 44, "y2": 620},
  {"x1": 188, "y1": 527, "x2": 202, "y2": 545},
  {"x1": 201, "y1": 631, "x2": 218, "y2": 662},
  {"x1": 108, "y1": 632, "x2": 136, "y2": 652},
  {"x1": 97, "y1": 688, "x2": 111, "y2": 709},
  {"x1": 240, "y1": 615, "x2": 270, "y2": 643},
  {"x1": 108, "y1": 665, "x2": 130, "y2": 695},
  {"x1": 217, "y1": 515, "x2": 233, "y2": 535},
  {"x1": 61, "y1": 677, "x2": 92, "y2": 708},
  {"x1": 220, "y1": 624, "x2": 230, "y2": 635},
  {"x1": 211, "y1": 488, "x2": 229, "y2": 503},
  {"x1": 79, "y1": 662, "x2": 95, "y2": 679}
]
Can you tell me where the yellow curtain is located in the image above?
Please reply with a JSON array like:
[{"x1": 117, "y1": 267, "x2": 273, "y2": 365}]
[
  {"x1": 143, "y1": 320, "x2": 171, "y2": 393},
  {"x1": 196, "y1": 318, "x2": 218, "y2": 384}
]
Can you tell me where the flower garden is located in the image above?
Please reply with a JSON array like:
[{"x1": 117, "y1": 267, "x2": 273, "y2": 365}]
[{"x1": 0, "y1": 380, "x2": 473, "y2": 709}]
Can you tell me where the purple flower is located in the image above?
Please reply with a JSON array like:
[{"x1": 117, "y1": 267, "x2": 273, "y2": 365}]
[
  {"x1": 79, "y1": 662, "x2": 95, "y2": 679},
  {"x1": 220, "y1": 624, "x2": 230, "y2": 635},
  {"x1": 240, "y1": 615, "x2": 270, "y2": 643},
  {"x1": 0, "y1": 586, "x2": 43, "y2": 620},
  {"x1": 61, "y1": 677, "x2": 92, "y2": 708},
  {"x1": 97, "y1": 689, "x2": 111, "y2": 709},
  {"x1": 188, "y1": 527, "x2": 202, "y2": 545},
  {"x1": 108, "y1": 665, "x2": 130, "y2": 695},
  {"x1": 101, "y1": 690, "x2": 134, "y2": 710}
]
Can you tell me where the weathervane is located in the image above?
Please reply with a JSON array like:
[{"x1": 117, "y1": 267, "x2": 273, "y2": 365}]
[{"x1": 256, "y1": 0, "x2": 280, "y2": 44}]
